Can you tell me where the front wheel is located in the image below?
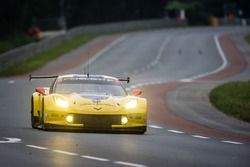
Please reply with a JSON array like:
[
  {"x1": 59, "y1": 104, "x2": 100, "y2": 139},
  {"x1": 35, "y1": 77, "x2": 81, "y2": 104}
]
[
  {"x1": 40, "y1": 118, "x2": 49, "y2": 130},
  {"x1": 134, "y1": 126, "x2": 147, "y2": 134},
  {"x1": 41, "y1": 109, "x2": 50, "y2": 130},
  {"x1": 31, "y1": 114, "x2": 40, "y2": 129},
  {"x1": 31, "y1": 97, "x2": 39, "y2": 128}
]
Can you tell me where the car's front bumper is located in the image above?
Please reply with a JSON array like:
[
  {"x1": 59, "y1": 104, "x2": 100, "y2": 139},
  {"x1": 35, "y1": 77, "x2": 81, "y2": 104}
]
[
  {"x1": 43, "y1": 112, "x2": 147, "y2": 132},
  {"x1": 43, "y1": 124, "x2": 147, "y2": 133}
]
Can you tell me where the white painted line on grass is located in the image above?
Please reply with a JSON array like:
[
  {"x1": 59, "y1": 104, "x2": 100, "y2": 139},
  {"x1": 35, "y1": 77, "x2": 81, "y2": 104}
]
[
  {"x1": 53, "y1": 150, "x2": 78, "y2": 156},
  {"x1": 221, "y1": 141, "x2": 244, "y2": 145},
  {"x1": 114, "y1": 161, "x2": 147, "y2": 167},
  {"x1": 168, "y1": 130, "x2": 185, "y2": 134},
  {"x1": 81, "y1": 155, "x2": 110, "y2": 162},
  {"x1": 192, "y1": 135, "x2": 210, "y2": 139},
  {"x1": 148, "y1": 125, "x2": 163, "y2": 129},
  {"x1": 26, "y1": 145, "x2": 48, "y2": 150}
]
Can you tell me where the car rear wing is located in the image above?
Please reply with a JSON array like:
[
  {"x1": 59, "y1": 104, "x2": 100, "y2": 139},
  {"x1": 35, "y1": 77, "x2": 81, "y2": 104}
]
[
  {"x1": 29, "y1": 74, "x2": 58, "y2": 80},
  {"x1": 118, "y1": 77, "x2": 130, "y2": 83},
  {"x1": 29, "y1": 74, "x2": 130, "y2": 83}
]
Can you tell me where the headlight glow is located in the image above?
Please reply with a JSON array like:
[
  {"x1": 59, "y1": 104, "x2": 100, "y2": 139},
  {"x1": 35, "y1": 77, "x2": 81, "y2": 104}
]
[
  {"x1": 66, "y1": 115, "x2": 74, "y2": 123},
  {"x1": 121, "y1": 116, "x2": 128, "y2": 125},
  {"x1": 55, "y1": 97, "x2": 69, "y2": 108},
  {"x1": 125, "y1": 100, "x2": 137, "y2": 109}
]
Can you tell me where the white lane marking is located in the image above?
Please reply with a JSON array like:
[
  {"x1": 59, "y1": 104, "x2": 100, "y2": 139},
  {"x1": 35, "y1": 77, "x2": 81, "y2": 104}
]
[
  {"x1": 0, "y1": 137, "x2": 22, "y2": 144},
  {"x1": 126, "y1": 88, "x2": 131, "y2": 91},
  {"x1": 178, "y1": 35, "x2": 228, "y2": 82},
  {"x1": 148, "y1": 125, "x2": 163, "y2": 129},
  {"x1": 131, "y1": 37, "x2": 170, "y2": 75},
  {"x1": 154, "y1": 37, "x2": 170, "y2": 64},
  {"x1": 192, "y1": 135, "x2": 210, "y2": 139},
  {"x1": 136, "y1": 83, "x2": 143, "y2": 87},
  {"x1": 133, "y1": 70, "x2": 139, "y2": 73},
  {"x1": 129, "y1": 85, "x2": 137, "y2": 89},
  {"x1": 179, "y1": 78, "x2": 193, "y2": 82},
  {"x1": 81, "y1": 155, "x2": 110, "y2": 162},
  {"x1": 82, "y1": 35, "x2": 127, "y2": 70},
  {"x1": 8, "y1": 80, "x2": 15, "y2": 84},
  {"x1": 141, "y1": 36, "x2": 170, "y2": 72},
  {"x1": 53, "y1": 150, "x2": 78, "y2": 156},
  {"x1": 213, "y1": 35, "x2": 228, "y2": 73},
  {"x1": 221, "y1": 141, "x2": 244, "y2": 145},
  {"x1": 114, "y1": 161, "x2": 147, "y2": 167},
  {"x1": 26, "y1": 145, "x2": 48, "y2": 150},
  {"x1": 168, "y1": 130, "x2": 185, "y2": 134}
]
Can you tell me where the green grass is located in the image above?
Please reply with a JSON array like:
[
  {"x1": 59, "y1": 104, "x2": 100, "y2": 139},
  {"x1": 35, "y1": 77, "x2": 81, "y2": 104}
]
[
  {"x1": 0, "y1": 34, "x2": 97, "y2": 76},
  {"x1": 0, "y1": 34, "x2": 35, "y2": 54},
  {"x1": 209, "y1": 81, "x2": 250, "y2": 123},
  {"x1": 245, "y1": 34, "x2": 250, "y2": 44}
]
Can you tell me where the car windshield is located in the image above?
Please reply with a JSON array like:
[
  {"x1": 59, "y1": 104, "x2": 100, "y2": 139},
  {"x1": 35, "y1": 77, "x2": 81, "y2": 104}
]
[{"x1": 54, "y1": 77, "x2": 126, "y2": 96}]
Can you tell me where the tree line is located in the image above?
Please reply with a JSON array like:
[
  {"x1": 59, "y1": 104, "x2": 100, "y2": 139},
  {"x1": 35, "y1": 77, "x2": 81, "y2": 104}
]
[{"x1": 0, "y1": 0, "x2": 249, "y2": 38}]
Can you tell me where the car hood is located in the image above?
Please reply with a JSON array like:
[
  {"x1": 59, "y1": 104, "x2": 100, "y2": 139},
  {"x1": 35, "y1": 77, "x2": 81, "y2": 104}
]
[{"x1": 64, "y1": 93, "x2": 125, "y2": 112}]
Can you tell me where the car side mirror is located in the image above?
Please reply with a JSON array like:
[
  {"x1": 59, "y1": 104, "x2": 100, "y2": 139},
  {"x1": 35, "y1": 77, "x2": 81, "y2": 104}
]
[
  {"x1": 131, "y1": 89, "x2": 142, "y2": 96},
  {"x1": 35, "y1": 87, "x2": 49, "y2": 95}
]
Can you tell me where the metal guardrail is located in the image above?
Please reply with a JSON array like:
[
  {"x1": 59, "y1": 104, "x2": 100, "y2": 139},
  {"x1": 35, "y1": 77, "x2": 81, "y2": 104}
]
[{"x1": 0, "y1": 19, "x2": 186, "y2": 71}]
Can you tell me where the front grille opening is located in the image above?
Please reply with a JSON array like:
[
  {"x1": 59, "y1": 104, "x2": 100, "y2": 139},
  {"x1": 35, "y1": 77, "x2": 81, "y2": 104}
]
[{"x1": 73, "y1": 114, "x2": 121, "y2": 129}]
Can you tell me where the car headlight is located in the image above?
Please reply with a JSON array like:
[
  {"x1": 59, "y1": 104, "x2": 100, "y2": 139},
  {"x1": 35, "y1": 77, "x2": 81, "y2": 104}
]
[
  {"x1": 66, "y1": 115, "x2": 74, "y2": 123},
  {"x1": 55, "y1": 97, "x2": 69, "y2": 108},
  {"x1": 125, "y1": 100, "x2": 137, "y2": 109},
  {"x1": 121, "y1": 116, "x2": 128, "y2": 125}
]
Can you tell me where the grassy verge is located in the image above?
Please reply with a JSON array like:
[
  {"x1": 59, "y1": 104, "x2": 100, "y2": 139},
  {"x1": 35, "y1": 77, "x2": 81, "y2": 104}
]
[
  {"x1": 245, "y1": 34, "x2": 250, "y2": 44},
  {"x1": 209, "y1": 81, "x2": 250, "y2": 123},
  {"x1": 0, "y1": 34, "x2": 97, "y2": 76},
  {"x1": 0, "y1": 34, "x2": 35, "y2": 54}
]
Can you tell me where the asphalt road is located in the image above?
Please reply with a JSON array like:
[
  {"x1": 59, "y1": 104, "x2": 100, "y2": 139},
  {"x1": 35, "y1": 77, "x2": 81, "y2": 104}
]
[{"x1": 1, "y1": 27, "x2": 250, "y2": 167}]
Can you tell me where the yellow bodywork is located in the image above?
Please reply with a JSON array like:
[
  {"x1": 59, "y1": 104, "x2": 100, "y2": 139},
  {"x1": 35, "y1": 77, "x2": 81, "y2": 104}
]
[{"x1": 32, "y1": 89, "x2": 147, "y2": 132}]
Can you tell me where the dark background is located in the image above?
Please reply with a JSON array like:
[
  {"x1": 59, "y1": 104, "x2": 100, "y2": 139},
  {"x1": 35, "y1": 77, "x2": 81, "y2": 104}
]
[{"x1": 0, "y1": 0, "x2": 249, "y2": 38}]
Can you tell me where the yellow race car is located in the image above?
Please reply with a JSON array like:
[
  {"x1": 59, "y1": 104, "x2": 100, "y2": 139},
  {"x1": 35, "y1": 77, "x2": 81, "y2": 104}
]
[{"x1": 30, "y1": 74, "x2": 147, "y2": 133}]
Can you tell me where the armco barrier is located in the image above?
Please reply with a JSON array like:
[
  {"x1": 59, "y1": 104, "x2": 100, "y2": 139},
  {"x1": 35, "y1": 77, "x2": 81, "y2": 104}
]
[{"x1": 0, "y1": 19, "x2": 185, "y2": 71}]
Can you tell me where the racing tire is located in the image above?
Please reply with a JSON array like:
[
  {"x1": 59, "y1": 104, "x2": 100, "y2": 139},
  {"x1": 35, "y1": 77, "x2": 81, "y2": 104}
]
[
  {"x1": 40, "y1": 98, "x2": 51, "y2": 130},
  {"x1": 31, "y1": 97, "x2": 39, "y2": 128},
  {"x1": 41, "y1": 105, "x2": 49, "y2": 130},
  {"x1": 41, "y1": 119, "x2": 49, "y2": 130},
  {"x1": 138, "y1": 126, "x2": 147, "y2": 134}
]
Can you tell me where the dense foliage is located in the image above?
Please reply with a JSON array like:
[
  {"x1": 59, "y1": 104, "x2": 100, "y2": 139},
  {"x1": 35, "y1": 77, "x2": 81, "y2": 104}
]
[{"x1": 0, "y1": 0, "x2": 249, "y2": 37}]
